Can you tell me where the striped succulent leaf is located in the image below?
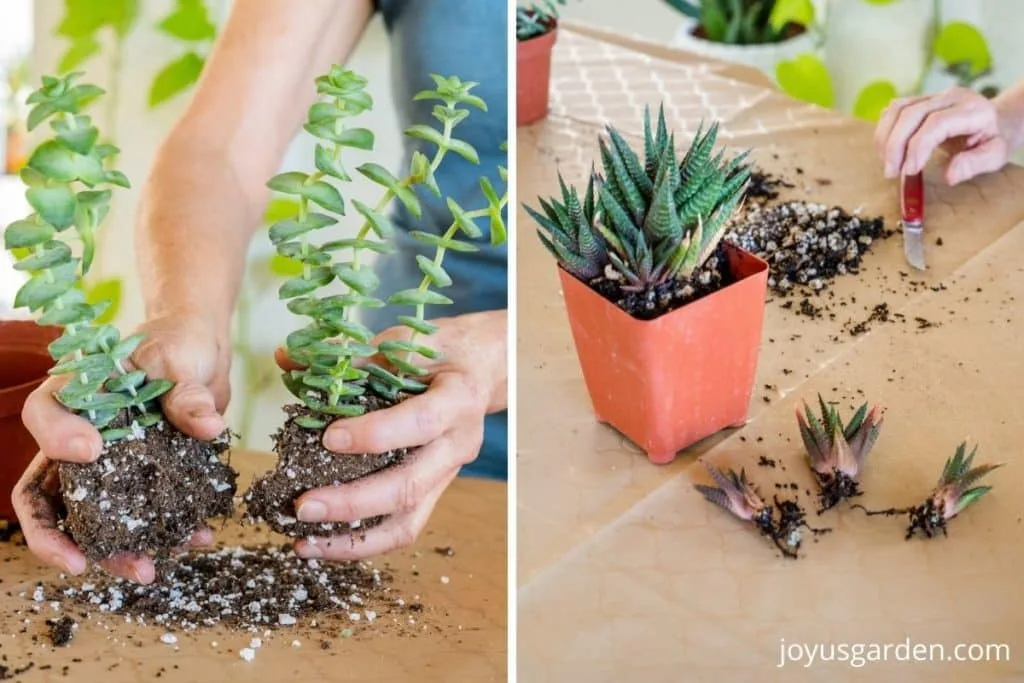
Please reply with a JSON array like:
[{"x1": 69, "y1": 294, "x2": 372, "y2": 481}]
[{"x1": 527, "y1": 105, "x2": 751, "y2": 291}]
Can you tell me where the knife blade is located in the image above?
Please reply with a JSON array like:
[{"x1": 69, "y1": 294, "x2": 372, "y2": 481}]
[{"x1": 901, "y1": 172, "x2": 926, "y2": 270}]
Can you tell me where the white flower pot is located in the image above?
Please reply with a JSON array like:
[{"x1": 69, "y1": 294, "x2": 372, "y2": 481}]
[
  {"x1": 823, "y1": 0, "x2": 933, "y2": 114},
  {"x1": 670, "y1": 14, "x2": 817, "y2": 81}
]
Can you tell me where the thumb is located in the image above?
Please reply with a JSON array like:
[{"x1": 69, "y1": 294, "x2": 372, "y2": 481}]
[
  {"x1": 160, "y1": 380, "x2": 225, "y2": 440},
  {"x1": 946, "y1": 138, "x2": 1006, "y2": 185}
]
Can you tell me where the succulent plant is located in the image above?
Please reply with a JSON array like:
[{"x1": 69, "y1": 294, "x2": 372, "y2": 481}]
[
  {"x1": 662, "y1": 0, "x2": 809, "y2": 45},
  {"x1": 516, "y1": 0, "x2": 567, "y2": 40},
  {"x1": 527, "y1": 106, "x2": 750, "y2": 291},
  {"x1": 796, "y1": 394, "x2": 884, "y2": 510},
  {"x1": 695, "y1": 463, "x2": 772, "y2": 527},
  {"x1": 695, "y1": 461, "x2": 823, "y2": 558},
  {"x1": 907, "y1": 442, "x2": 1002, "y2": 539},
  {"x1": 270, "y1": 67, "x2": 506, "y2": 429},
  {"x1": 3, "y1": 72, "x2": 173, "y2": 441}
]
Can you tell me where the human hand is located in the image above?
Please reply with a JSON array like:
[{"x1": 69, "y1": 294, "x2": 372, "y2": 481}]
[
  {"x1": 13, "y1": 310, "x2": 233, "y2": 583},
  {"x1": 875, "y1": 86, "x2": 1015, "y2": 185},
  {"x1": 273, "y1": 309, "x2": 507, "y2": 561}
]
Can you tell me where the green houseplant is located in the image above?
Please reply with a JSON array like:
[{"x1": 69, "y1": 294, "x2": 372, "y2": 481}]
[
  {"x1": 245, "y1": 66, "x2": 507, "y2": 537},
  {"x1": 662, "y1": 0, "x2": 817, "y2": 80},
  {"x1": 516, "y1": 0, "x2": 567, "y2": 126},
  {"x1": 524, "y1": 106, "x2": 769, "y2": 464},
  {"x1": 1, "y1": 72, "x2": 236, "y2": 559}
]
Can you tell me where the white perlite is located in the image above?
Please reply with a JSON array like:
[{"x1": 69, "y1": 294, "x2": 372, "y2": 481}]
[
  {"x1": 249, "y1": 637, "x2": 262, "y2": 649},
  {"x1": 239, "y1": 647, "x2": 256, "y2": 662},
  {"x1": 160, "y1": 633, "x2": 178, "y2": 645},
  {"x1": 278, "y1": 614, "x2": 296, "y2": 626},
  {"x1": 440, "y1": 576, "x2": 450, "y2": 585},
  {"x1": 68, "y1": 486, "x2": 89, "y2": 502}
]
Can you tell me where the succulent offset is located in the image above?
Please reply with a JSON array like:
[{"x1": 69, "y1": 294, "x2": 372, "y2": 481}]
[
  {"x1": 695, "y1": 462, "x2": 822, "y2": 558},
  {"x1": 906, "y1": 441, "x2": 1002, "y2": 539},
  {"x1": 527, "y1": 106, "x2": 750, "y2": 291},
  {"x1": 3, "y1": 72, "x2": 172, "y2": 441},
  {"x1": 269, "y1": 67, "x2": 507, "y2": 430},
  {"x1": 796, "y1": 395, "x2": 884, "y2": 510},
  {"x1": 516, "y1": 0, "x2": 566, "y2": 40}
]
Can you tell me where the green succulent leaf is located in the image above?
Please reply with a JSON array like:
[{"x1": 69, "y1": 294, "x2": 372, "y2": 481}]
[
  {"x1": 388, "y1": 288, "x2": 453, "y2": 307},
  {"x1": 149, "y1": 52, "x2": 206, "y2": 108},
  {"x1": 26, "y1": 187, "x2": 77, "y2": 230},
  {"x1": 135, "y1": 378, "x2": 175, "y2": 404},
  {"x1": 357, "y1": 163, "x2": 422, "y2": 217},
  {"x1": 396, "y1": 315, "x2": 438, "y2": 335},
  {"x1": 4, "y1": 220, "x2": 55, "y2": 249}
]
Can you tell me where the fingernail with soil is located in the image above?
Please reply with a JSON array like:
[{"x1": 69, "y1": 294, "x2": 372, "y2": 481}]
[
  {"x1": 297, "y1": 500, "x2": 327, "y2": 523},
  {"x1": 323, "y1": 428, "x2": 352, "y2": 452},
  {"x1": 69, "y1": 436, "x2": 97, "y2": 462}
]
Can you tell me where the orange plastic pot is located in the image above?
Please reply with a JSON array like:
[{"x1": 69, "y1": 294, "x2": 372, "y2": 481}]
[
  {"x1": 517, "y1": 21, "x2": 558, "y2": 126},
  {"x1": 559, "y1": 244, "x2": 769, "y2": 464},
  {"x1": 0, "y1": 320, "x2": 60, "y2": 520}
]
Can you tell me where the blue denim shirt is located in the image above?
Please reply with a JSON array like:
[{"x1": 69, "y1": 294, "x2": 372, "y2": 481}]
[{"x1": 361, "y1": 0, "x2": 508, "y2": 480}]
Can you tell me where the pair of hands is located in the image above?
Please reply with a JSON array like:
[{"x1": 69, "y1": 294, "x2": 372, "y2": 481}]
[
  {"x1": 14, "y1": 309, "x2": 504, "y2": 584},
  {"x1": 875, "y1": 85, "x2": 1019, "y2": 185}
]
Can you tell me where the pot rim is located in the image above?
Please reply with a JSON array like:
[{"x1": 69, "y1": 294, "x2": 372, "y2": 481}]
[
  {"x1": 517, "y1": 13, "x2": 558, "y2": 44},
  {"x1": 557, "y1": 242, "x2": 769, "y2": 325},
  {"x1": 673, "y1": 13, "x2": 812, "y2": 50}
]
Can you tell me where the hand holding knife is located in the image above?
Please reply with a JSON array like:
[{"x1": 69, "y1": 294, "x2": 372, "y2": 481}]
[{"x1": 900, "y1": 172, "x2": 926, "y2": 270}]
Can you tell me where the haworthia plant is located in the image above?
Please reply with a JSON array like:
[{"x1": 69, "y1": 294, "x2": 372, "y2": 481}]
[
  {"x1": 516, "y1": 0, "x2": 567, "y2": 40},
  {"x1": 269, "y1": 67, "x2": 506, "y2": 430},
  {"x1": 3, "y1": 73, "x2": 173, "y2": 440},
  {"x1": 526, "y1": 105, "x2": 750, "y2": 291}
]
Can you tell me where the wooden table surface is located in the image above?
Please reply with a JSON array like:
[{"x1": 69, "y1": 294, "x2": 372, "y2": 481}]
[
  {"x1": 0, "y1": 450, "x2": 506, "y2": 683},
  {"x1": 517, "y1": 25, "x2": 1024, "y2": 683}
]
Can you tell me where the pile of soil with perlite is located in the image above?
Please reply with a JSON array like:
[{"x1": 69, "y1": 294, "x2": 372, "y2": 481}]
[
  {"x1": 35, "y1": 544, "x2": 419, "y2": 633},
  {"x1": 245, "y1": 398, "x2": 407, "y2": 539},
  {"x1": 725, "y1": 197, "x2": 893, "y2": 297},
  {"x1": 54, "y1": 414, "x2": 237, "y2": 561}
]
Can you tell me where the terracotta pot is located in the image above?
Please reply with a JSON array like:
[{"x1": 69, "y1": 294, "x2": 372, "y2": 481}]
[
  {"x1": 559, "y1": 244, "x2": 769, "y2": 464},
  {"x1": 0, "y1": 320, "x2": 60, "y2": 520},
  {"x1": 517, "y1": 21, "x2": 558, "y2": 126}
]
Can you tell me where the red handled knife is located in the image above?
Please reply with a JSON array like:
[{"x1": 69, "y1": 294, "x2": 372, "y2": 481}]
[{"x1": 901, "y1": 172, "x2": 926, "y2": 270}]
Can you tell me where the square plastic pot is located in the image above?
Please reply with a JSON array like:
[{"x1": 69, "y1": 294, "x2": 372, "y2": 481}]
[
  {"x1": 517, "y1": 22, "x2": 558, "y2": 126},
  {"x1": 558, "y1": 243, "x2": 769, "y2": 464}
]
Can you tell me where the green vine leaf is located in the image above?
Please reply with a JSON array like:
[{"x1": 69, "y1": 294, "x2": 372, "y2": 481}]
[
  {"x1": 934, "y1": 22, "x2": 992, "y2": 78},
  {"x1": 157, "y1": 0, "x2": 216, "y2": 42},
  {"x1": 149, "y1": 52, "x2": 205, "y2": 108},
  {"x1": 58, "y1": 36, "x2": 101, "y2": 74},
  {"x1": 268, "y1": 254, "x2": 304, "y2": 277},
  {"x1": 775, "y1": 53, "x2": 834, "y2": 108},
  {"x1": 768, "y1": 0, "x2": 814, "y2": 31},
  {"x1": 263, "y1": 197, "x2": 301, "y2": 224},
  {"x1": 853, "y1": 80, "x2": 898, "y2": 122},
  {"x1": 85, "y1": 277, "x2": 122, "y2": 324}
]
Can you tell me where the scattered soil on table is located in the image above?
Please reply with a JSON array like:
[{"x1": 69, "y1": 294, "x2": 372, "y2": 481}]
[
  {"x1": 854, "y1": 500, "x2": 950, "y2": 540},
  {"x1": 814, "y1": 470, "x2": 863, "y2": 513},
  {"x1": 751, "y1": 495, "x2": 831, "y2": 559},
  {"x1": 36, "y1": 544, "x2": 423, "y2": 634},
  {"x1": 245, "y1": 399, "x2": 407, "y2": 539},
  {"x1": 726, "y1": 200, "x2": 893, "y2": 301},
  {"x1": 589, "y1": 243, "x2": 734, "y2": 320},
  {"x1": 46, "y1": 616, "x2": 75, "y2": 646},
  {"x1": 745, "y1": 170, "x2": 794, "y2": 202},
  {"x1": 53, "y1": 414, "x2": 237, "y2": 562}
]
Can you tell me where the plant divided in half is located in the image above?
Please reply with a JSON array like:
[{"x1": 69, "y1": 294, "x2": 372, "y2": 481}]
[
  {"x1": 526, "y1": 106, "x2": 751, "y2": 319},
  {"x1": 244, "y1": 66, "x2": 507, "y2": 539},
  {"x1": 2, "y1": 73, "x2": 236, "y2": 561}
]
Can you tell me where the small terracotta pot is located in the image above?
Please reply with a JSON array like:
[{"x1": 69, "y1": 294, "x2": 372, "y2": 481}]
[
  {"x1": 559, "y1": 244, "x2": 769, "y2": 464},
  {"x1": 517, "y1": 21, "x2": 558, "y2": 126},
  {"x1": 0, "y1": 320, "x2": 60, "y2": 520}
]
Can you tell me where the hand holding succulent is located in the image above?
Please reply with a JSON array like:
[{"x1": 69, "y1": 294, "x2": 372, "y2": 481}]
[{"x1": 797, "y1": 395, "x2": 884, "y2": 511}]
